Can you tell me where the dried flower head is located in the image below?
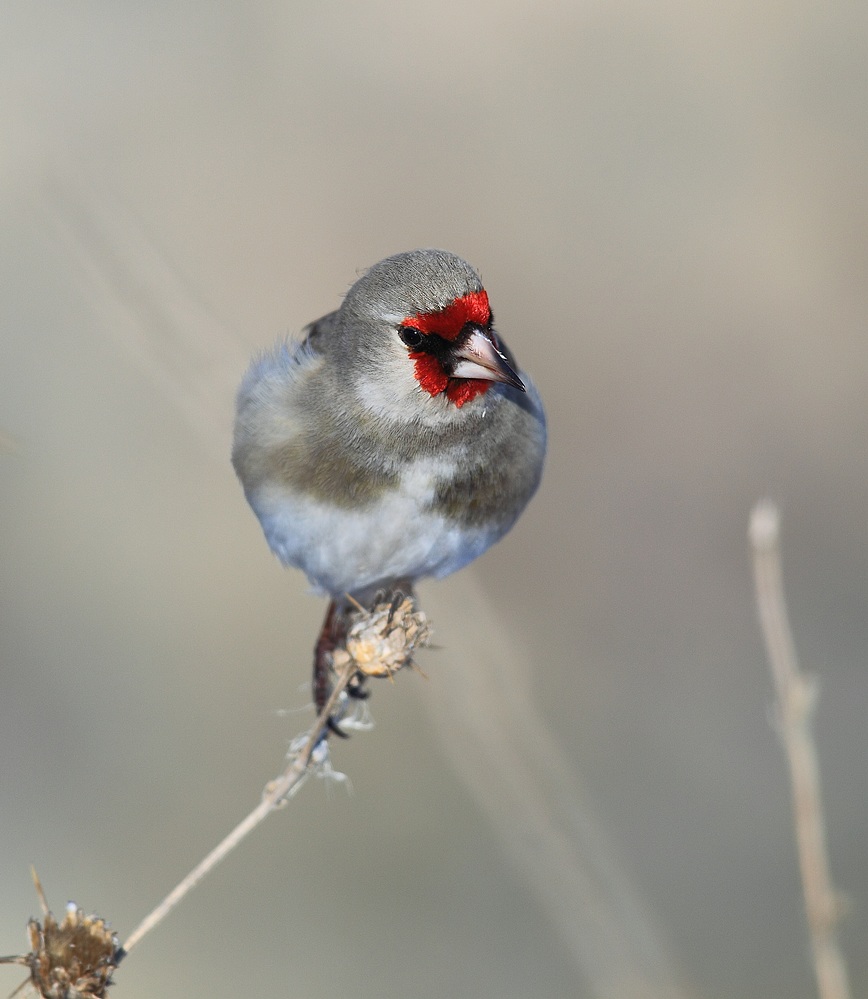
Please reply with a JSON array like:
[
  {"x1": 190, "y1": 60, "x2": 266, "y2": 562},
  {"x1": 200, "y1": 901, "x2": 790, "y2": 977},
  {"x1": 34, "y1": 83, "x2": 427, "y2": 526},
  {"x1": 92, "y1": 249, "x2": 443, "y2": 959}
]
[
  {"x1": 1, "y1": 874, "x2": 119, "y2": 999},
  {"x1": 332, "y1": 595, "x2": 432, "y2": 679}
]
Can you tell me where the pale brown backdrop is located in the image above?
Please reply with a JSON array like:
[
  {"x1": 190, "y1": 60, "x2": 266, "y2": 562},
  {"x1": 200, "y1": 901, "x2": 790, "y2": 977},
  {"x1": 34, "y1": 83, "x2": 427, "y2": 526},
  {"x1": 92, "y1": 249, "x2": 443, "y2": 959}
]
[{"x1": 2, "y1": 4, "x2": 867, "y2": 998}]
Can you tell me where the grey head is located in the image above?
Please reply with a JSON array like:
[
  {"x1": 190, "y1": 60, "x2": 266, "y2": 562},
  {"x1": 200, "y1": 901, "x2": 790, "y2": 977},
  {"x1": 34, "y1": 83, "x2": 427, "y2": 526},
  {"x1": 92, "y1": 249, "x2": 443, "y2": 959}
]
[{"x1": 341, "y1": 249, "x2": 484, "y2": 329}]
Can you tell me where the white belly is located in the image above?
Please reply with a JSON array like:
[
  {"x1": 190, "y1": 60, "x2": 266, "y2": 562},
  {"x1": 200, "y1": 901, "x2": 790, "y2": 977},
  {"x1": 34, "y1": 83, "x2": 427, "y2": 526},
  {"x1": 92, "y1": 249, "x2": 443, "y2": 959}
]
[{"x1": 250, "y1": 462, "x2": 503, "y2": 597}]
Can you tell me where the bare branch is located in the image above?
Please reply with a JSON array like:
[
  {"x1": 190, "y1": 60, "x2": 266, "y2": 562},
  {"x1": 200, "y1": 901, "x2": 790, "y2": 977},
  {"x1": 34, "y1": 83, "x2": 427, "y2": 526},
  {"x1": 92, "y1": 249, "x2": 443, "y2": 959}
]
[
  {"x1": 749, "y1": 501, "x2": 851, "y2": 999},
  {"x1": 120, "y1": 665, "x2": 356, "y2": 957}
]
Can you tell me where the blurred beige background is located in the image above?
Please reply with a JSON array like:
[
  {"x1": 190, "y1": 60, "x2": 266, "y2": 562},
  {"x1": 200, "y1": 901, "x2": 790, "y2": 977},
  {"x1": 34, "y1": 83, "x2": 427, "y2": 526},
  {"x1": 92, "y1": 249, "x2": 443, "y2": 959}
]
[{"x1": 2, "y1": 4, "x2": 867, "y2": 998}]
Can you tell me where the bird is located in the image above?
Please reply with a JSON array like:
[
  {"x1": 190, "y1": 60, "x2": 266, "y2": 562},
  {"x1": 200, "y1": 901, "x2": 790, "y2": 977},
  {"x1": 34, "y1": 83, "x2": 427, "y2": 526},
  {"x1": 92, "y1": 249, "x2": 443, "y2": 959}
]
[{"x1": 232, "y1": 249, "x2": 546, "y2": 733}]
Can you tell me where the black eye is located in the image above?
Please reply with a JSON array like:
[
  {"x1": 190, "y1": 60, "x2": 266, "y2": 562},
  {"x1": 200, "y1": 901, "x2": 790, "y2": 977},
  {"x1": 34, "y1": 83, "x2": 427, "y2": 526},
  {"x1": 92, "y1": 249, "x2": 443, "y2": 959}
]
[{"x1": 398, "y1": 326, "x2": 424, "y2": 348}]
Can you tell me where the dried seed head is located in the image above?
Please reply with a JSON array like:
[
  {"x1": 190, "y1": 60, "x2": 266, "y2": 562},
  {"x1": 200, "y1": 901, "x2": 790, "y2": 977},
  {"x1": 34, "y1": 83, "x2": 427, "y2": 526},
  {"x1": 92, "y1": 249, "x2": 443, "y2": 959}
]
[
  {"x1": 332, "y1": 596, "x2": 431, "y2": 679},
  {"x1": 1, "y1": 878, "x2": 119, "y2": 999}
]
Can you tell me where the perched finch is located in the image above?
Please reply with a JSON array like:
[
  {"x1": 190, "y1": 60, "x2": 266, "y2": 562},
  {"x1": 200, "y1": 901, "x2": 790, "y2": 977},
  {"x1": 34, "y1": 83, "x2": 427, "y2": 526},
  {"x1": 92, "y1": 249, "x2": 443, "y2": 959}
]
[{"x1": 232, "y1": 249, "x2": 546, "y2": 732}]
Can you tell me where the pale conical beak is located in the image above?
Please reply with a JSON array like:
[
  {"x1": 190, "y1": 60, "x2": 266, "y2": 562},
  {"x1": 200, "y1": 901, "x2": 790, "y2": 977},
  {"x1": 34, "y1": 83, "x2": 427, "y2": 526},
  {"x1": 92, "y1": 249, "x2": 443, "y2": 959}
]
[{"x1": 450, "y1": 328, "x2": 526, "y2": 392}]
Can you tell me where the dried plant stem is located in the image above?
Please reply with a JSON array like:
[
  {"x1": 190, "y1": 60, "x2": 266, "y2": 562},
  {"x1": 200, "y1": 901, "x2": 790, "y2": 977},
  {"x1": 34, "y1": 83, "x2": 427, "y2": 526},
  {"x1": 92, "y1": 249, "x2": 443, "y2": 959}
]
[
  {"x1": 120, "y1": 666, "x2": 356, "y2": 957},
  {"x1": 749, "y1": 502, "x2": 851, "y2": 999}
]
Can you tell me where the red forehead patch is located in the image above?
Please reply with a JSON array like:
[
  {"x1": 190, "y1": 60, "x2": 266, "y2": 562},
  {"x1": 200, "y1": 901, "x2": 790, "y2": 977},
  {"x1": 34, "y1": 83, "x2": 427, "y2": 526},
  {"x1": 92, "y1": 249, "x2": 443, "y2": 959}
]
[{"x1": 403, "y1": 289, "x2": 490, "y2": 341}]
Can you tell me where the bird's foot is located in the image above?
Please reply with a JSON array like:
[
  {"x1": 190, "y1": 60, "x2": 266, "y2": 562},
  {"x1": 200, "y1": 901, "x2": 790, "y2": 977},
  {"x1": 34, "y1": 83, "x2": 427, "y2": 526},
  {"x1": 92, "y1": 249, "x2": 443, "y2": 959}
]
[{"x1": 312, "y1": 584, "x2": 430, "y2": 738}]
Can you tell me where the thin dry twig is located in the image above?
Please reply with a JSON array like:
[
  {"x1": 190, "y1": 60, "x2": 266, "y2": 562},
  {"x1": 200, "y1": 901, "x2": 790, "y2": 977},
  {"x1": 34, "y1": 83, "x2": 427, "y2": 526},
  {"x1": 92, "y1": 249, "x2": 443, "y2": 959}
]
[
  {"x1": 119, "y1": 664, "x2": 356, "y2": 957},
  {"x1": 749, "y1": 501, "x2": 851, "y2": 999}
]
